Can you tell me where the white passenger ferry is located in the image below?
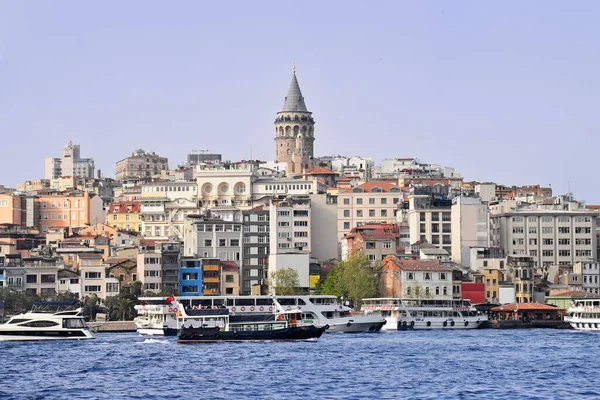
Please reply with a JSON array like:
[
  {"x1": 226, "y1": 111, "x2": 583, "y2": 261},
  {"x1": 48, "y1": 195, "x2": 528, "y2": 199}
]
[
  {"x1": 134, "y1": 295, "x2": 385, "y2": 335},
  {"x1": 361, "y1": 298, "x2": 488, "y2": 330},
  {"x1": 565, "y1": 297, "x2": 600, "y2": 331}
]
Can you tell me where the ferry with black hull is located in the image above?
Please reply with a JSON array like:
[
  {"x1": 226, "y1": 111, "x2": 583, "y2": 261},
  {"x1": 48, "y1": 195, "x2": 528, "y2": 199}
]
[
  {"x1": 135, "y1": 295, "x2": 384, "y2": 335},
  {"x1": 176, "y1": 303, "x2": 326, "y2": 343},
  {"x1": 0, "y1": 301, "x2": 96, "y2": 341}
]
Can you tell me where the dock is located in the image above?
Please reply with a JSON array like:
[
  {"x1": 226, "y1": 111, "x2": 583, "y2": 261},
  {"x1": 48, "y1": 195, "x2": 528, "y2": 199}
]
[{"x1": 88, "y1": 321, "x2": 137, "y2": 332}]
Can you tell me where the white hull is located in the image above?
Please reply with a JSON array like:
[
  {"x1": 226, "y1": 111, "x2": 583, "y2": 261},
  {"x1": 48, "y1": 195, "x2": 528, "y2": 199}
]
[
  {"x1": 566, "y1": 319, "x2": 600, "y2": 331},
  {"x1": 137, "y1": 328, "x2": 166, "y2": 336},
  {"x1": 396, "y1": 318, "x2": 486, "y2": 330},
  {"x1": 0, "y1": 334, "x2": 94, "y2": 341}
]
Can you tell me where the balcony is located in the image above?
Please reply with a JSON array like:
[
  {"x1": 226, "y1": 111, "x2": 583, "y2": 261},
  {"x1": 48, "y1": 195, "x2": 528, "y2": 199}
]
[
  {"x1": 203, "y1": 264, "x2": 220, "y2": 272},
  {"x1": 203, "y1": 288, "x2": 220, "y2": 296},
  {"x1": 203, "y1": 277, "x2": 220, "y2": 284}
]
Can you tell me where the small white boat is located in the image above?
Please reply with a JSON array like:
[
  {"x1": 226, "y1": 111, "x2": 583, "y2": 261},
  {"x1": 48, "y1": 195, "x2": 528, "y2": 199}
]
[
  {"x1": 565, "y1": 297, "x2": 600, "y2": 331},
  {"x1": 0, "y1": 301, "x2": 96, "y2": 341},
  {"x1": 361, "y1": 298, "x2": 488, "y2": 330}
]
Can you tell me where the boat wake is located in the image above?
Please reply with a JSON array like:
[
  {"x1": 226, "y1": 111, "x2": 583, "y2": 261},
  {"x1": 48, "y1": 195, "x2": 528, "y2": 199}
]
[{"x1": 139, "y1": 338, "x2": 170, "y2": 345}]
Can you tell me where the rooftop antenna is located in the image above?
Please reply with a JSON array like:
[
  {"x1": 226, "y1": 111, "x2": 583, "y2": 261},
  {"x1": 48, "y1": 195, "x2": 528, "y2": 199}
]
[{"x1": 293, "y1": 61, "x2": 296, "y2": 74}]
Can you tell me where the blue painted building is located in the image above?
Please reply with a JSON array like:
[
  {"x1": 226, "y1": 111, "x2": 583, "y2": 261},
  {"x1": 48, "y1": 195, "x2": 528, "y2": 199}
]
[{"x1": 179, "y1": 258, "x2": 202, "y2": 296}]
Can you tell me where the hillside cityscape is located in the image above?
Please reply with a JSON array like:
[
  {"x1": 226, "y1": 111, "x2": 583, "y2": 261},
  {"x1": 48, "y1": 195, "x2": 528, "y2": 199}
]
[{"x1": 1, "y1": 68, "x2": 598, "y2": 317}]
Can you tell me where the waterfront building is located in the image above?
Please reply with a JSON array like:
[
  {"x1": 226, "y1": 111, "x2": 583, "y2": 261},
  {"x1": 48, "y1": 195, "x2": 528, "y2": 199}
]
[
  {"x1": 274, "y1": 68, "x2": 315, "y2": 175},
  {"x1": 79, "y1": 253, "x2": 106, "y2": 299},
  {"x1": 573, "y1": 262, "x2": 600, "y2": 294},
  {"x1": 179, "y1": 257, "x2": 221, "y2": 296},
  {"x1": 308, "y1": 193, "x2": 339, "y2": 262},
  {"x1": 57, "y1": 269, "x2": 82, "y2": 297},
  {"x1": 44, "y1": 140, "x2": 95, "y2": 180},
  {"x1": 269, "y1": 196, "x2": 311, "y2": 254},
  {"x1": 115, "y1": 149, "x2": 169, "y2": 182},
  {"x1": 337, "y1": 182, "x2": 402, "y2": 241},
  {"x1": 489, "y1": 195, "x2": 597, "y2": 269},
  {"x1": 107, "y1": 201, "x2": 142, "y2": 232},
  {"x1": 379, "y1": 256, "x2": 452, "y2": 299},
  {"x1": 505, "y1": 255, "x2": 535, "y2": 303}
]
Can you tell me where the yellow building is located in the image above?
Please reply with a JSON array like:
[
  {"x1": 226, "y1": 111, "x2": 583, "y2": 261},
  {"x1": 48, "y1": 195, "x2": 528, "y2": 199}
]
[
  {"x1": 107, "y1": 201, "x2": 142, "y2": 232},
  {"x1": 484, "y1": 268, "x2": 503, "y2": 303}
]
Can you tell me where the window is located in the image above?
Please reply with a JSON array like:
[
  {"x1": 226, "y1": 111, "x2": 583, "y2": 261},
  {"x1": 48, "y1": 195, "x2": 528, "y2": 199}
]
[
  {"x1": 26, "y1": 275, "x2": 37, "y2": 283},
  {"x1": 407, "y1": 273, "x2": 414, "y2": 280},
  {"x1": 543, "y1": 238, "x2": 554, "y2": 245},
  {"x1": 85, "y1": 286, "x2": 101, "y2": 292},
  {"x1": 294, "y1": 231, "x2": 308, "y2": 237},
  {"x1": 366, "y1": 242, "x2": 376, "y2": 249},
  {"x1": 368, "y1": 254, "x2": 376, "y2": 261},
  {"x1": 356, "y1": 210, "x2": 363, "y2": 218},
  {"x1": 558, "y1": 227, "x2": 570, "y2": 234},
  {"x1": 542, "y1": 250, "x2": 554, "y2": 257},
  {"x1": 343, "y1": 198, "x2": 350, "y2": 205},
  {"x1": 424, "y1": 273, "x2": 431, "y2": 280},
  {"x1": 356, "y1": 198, "x2": 363, "y2": 205},
  {"x1": 382, "y1": 241, "x2": 392, "y2": 249},
  {"x1": 343, "y1": 210, "x2": 350, "y2": 218},
  {"x1": 344, "y1": 222, "x2": 350, "y2": 230},
  {"x1": 542, "y1": 227, "x2": 553, "y2": 234},
  {"x1": 369, "y1": 210, "x2": 375, "y2": 217},
  {"x1": 420, "y1": 213, "x2": 426, "y2": 222},
  {"x1": 512, "y1": 227, "x2": 524, "y2": 234},
  {"x1": 558, "y1": 238, "x2": 570, "y2": 245},
  {"x1": 230, "y1": 239, "x2": 240, "y2": 247},
  {"x1": 278, "y1": 221, "x2": 290, "y2": 227},
  {"x1": 85, "y1": 272, "x2": 102, "y2": 279},
  {"x1": 204, "y1": 239, "x2": 212, "y2": 247},
  {"x1": 219, "y1": 239, "x2": 227, "y2": 247},
  {"x1": 442, "y1": 212, "x2": 451, "y2": 222},
  {"x1": 369, "y1": 198, "x2": 375, "y2": 205},
  {"x1": 381, "y1": 210, "x2": 388, "y2": 217},
  {"x1": 529, "y1": 227, "x2": 537, "y2": 234},
  {"x1": 225, "y1": 275, "x2": 234, "y2": 283},
  {"x1": 558, "y1": 250, "x2": 571, "y2": 257}
]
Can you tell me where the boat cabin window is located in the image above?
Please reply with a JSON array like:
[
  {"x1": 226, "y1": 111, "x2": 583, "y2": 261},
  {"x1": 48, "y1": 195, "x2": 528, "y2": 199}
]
[
  {"x1": 309, "y1": 297, "x2": 336, "y2": 305},
  {"x1": 277, "y1": 298, "x2": 296, "y2": 306},
  {"x1": 323, "y1": 311, "x2": 334, "y2": 319},
  {"x1": 256, "y1": 298, "x2": 272, "y2": 306},
  {"x1": 8, "y1": 319, "x2": 31, "y2": 324},
  {"x1": 297, "y1": 298, "x2": 306, "y2": 305},
  {"x1": 235, "y1": 298, "x2": 255, "y2": 306},
  {"x1": 227, "y1": 299, "x2": 234, "y2": 306},
  {"x1": 22, "y1": 321, "x2": 59, "y2": 328},
  {"x1": 63, "y1": 319, "x2": 85, "y2": 328}
]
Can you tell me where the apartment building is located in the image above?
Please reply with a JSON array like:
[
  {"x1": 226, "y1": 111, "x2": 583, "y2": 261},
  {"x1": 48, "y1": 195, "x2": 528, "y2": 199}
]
[
  {"x1": 138, "y1": 248, "x2": 163, "y2": 293},
  {"x1": 140, "y1": 181, "x2": 199, "y2": 240},
  {"x1": 0, "y1": 193, "x2": 25, "y2": 228},
  {"x1": 489, "y1": 197, "x2": 597, "y2": 269},
  {"x1": 44, "y1": 140, "x2": 95, "y2": 179},
  {"x1": 107, "y1": 201, "x2": 142, "y2": 232},
  {"x1": 380, "y1": 256, "x2": 453, "y2": 299},
  {"x1": 79, "y1": 253, "x2": 106, "y2": 299},
  {"x1": 341, "y1": 223, "x2": 400, "y2": 263},
  {"x1": 337, "y1": 182, "x2": 402, "y2": 241},
  {"x1": 183, "y1": 216, "x2": 243, "y2": 265},
  {"x1": 36, "y1": 191, "x2": 104, "y2": 233},
  {"x1": 451, "y1": 196, "x2": 489, "y2": 265},
  {"x1": 506, "y1": 255, "x2": 535, "y2": 303},
  {"x1": 573, "y1": 262, "x2": 600, "y2": 294},
  {"x1": 270, "y1": 196, "x2": 311, "y2": 254},
  {"x1": 241, "y1": 206, "x2": 270, "y2": 295},
  {"x1": 406, "y1": 187, "x2": 453, "y2": 255},
  {"x1": 115, "y1": 149, "x2": 169, "y2": 181}
]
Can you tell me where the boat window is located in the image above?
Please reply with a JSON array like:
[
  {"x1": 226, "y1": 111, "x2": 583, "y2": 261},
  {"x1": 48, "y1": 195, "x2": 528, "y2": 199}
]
[
  {"x1": 309, "y1": 297, "x2": 336, "y2": 305},
  {"x1": 199, "y1": 299, "x2": 212, "y2": 308},
  {"x1": 227, "y1": 299, "x2": 234, "y2": 306},
  {"x1": 22, "y1": 321, "x2": 59, "y2": 328},
  {"x1": 256, "y1": 298, "x2": 272, "y2": 306},
  {"x1": 277, "y1": 298, "x2": 296, "y2": 306},
  {"x1": 8, "y1": 319, "x2": 31, "y2": 324},
  {"x1": 297, "y1": 299, "x2": 306, "y2": 305},
  {"x1": 235, "y1": 298, "x2": 255, "y2": 306},
  {"x1": 64, "y1": 319, "x2": 85, "y2": 328}
]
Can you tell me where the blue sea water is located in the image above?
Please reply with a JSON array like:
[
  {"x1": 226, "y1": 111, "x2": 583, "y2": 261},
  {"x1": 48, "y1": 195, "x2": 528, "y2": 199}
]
[{"x1": 0, "y1": 329, "x2": 599, "y2": 400}]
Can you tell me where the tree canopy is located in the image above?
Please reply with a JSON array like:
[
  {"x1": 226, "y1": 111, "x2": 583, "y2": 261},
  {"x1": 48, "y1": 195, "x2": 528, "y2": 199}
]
[
  {"x1": 319, "y1": 252, "x2": 379, "y2": 309},
  {"x1": 268, "y1": 268, "x2": 304, "y2": 295}
]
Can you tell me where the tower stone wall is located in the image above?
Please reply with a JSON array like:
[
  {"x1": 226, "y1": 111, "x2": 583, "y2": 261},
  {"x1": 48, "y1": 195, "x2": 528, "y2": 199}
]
[{"x1": 274, "y1": 70, "x2": 315, "y2": 175}]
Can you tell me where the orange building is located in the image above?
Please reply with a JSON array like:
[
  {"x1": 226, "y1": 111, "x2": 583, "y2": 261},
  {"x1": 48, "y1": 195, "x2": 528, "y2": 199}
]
[
  {"x1": 0, "y1": 193, "x2": 25, "y2": 228},
  {"x1": 36, "y1": 191, "x2": 104, "y2": 234}
]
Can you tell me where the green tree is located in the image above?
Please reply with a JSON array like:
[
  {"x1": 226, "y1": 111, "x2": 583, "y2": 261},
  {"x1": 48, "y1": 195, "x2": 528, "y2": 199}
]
[
  {"x1": 320, "y1": 252, "x2": 379, "y2": 309},
  {"x1": 114, "y1": 297, "x2": 136, "y2": 321},
  {"x1": 268, "y1": 268, "x2": 304, "y2": 295}
]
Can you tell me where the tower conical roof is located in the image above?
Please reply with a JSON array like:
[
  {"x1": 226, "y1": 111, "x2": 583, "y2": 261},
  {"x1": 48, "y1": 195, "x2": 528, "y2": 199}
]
[{"x1": 281, "y1": 73, "x2": 308, "y2": 112}]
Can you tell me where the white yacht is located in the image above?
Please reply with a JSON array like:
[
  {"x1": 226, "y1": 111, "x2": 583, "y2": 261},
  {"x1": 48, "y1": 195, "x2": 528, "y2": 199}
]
[
  {"x1": 565, "y1": 297, "x2": 600, "y2": 331},
  {"x1": 134, "y1": 295, "x2": 385, "y2": 335},
  {"x1": 0, "y1": 302, "x2": 96, "y2": 341},
  {"x1": 361, "y1": 298, "x2": 488, "y2": 330}
]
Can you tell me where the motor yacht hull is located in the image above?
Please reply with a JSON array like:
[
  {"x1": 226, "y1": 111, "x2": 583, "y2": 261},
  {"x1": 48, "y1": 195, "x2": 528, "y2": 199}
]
[
  {"x1": 0, "y1": 329, "x2": 95, "y2": 341},
  {"x1": 178, "y1": 325, "x2": 326, "y2": 343},
  {"x1": 326, "y1": 319, "x2": 385, "y2": 333}
]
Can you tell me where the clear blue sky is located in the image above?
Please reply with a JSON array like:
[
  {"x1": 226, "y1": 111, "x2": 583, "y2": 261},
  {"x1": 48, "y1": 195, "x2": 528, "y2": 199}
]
[{"x1": 1, "y1": 1, "x2": 599, "y2": 201}]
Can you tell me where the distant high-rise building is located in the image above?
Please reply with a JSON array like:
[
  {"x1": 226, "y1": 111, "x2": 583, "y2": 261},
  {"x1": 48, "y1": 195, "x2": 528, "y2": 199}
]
[
  {"x1": 115, "y1": 149, "x2": 168, "y2": 181},
  {"x1": 44, "y1": 140, "x2": 95, "y2": 179},
  {"x1": 274, "y1": 66, "x2": 315, "y2": 175},
  {"x1": 186, "y1": 151, "x2": 222, "y2": 166}
]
